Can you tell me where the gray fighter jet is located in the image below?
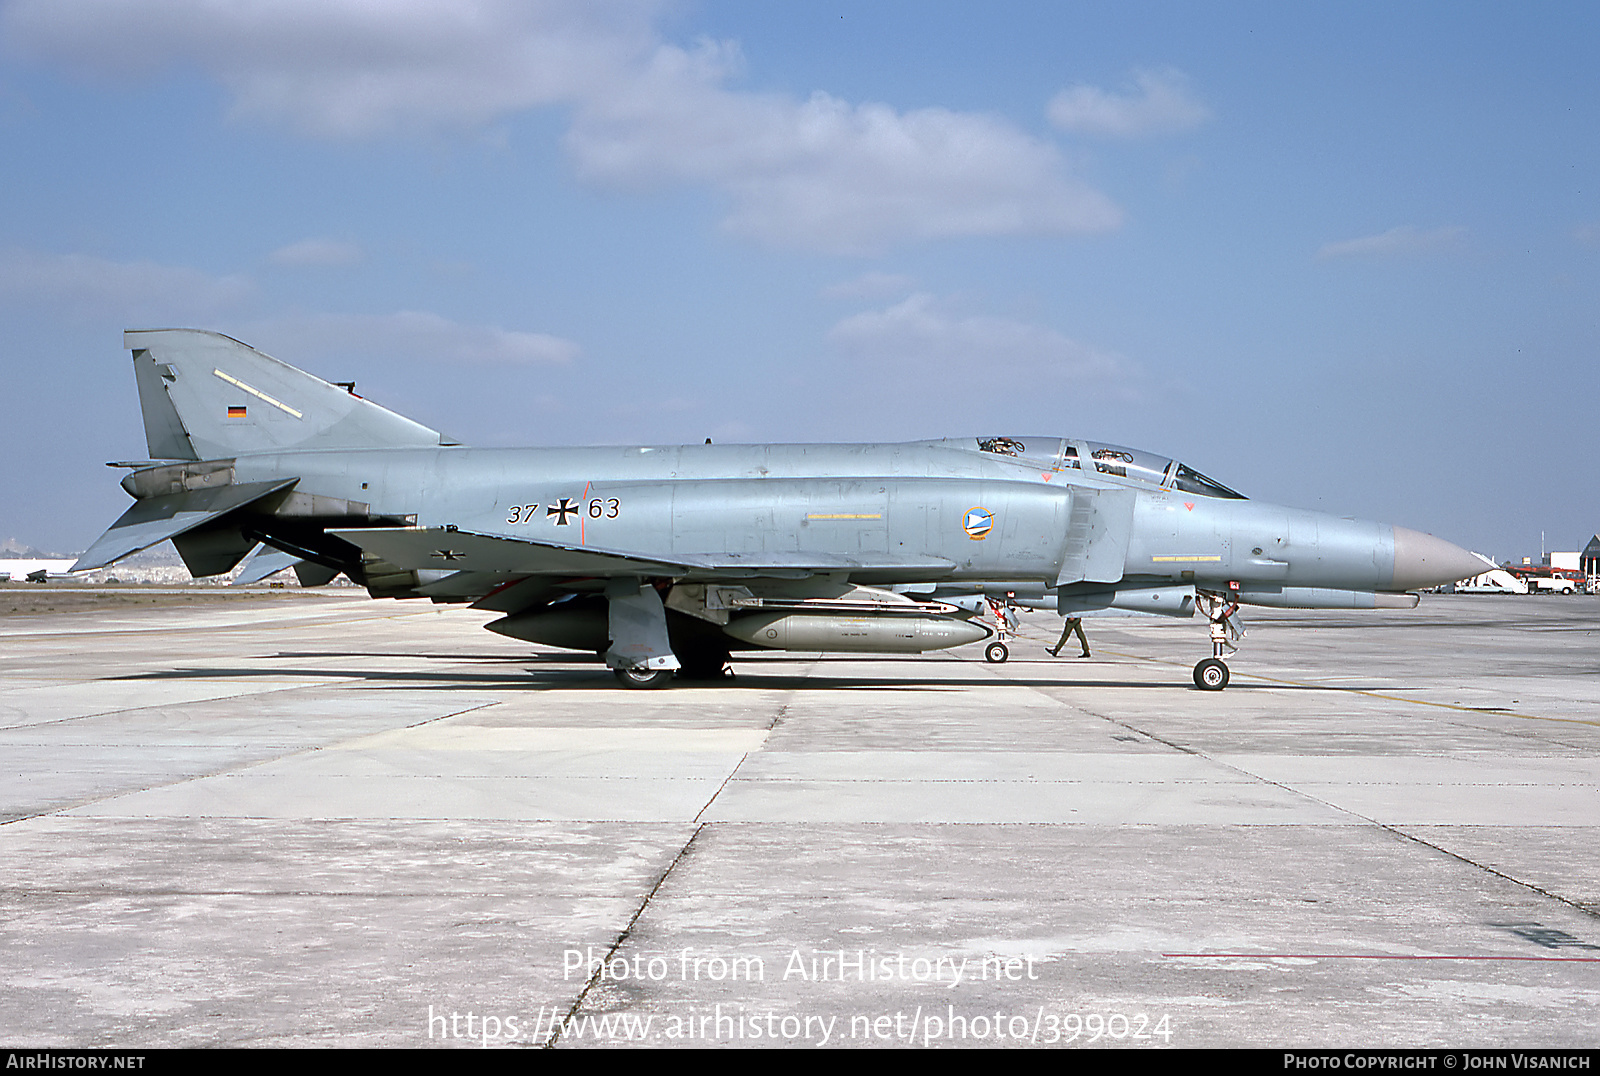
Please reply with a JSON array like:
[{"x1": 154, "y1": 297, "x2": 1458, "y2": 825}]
[{"x1": 75, "y1": 329, "x2": 1489, "y2": 690}]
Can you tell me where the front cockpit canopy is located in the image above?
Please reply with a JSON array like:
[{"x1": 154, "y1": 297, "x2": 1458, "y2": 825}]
[{"x1": 976, "y1": 436, "x2": 1245, "y2": 499}]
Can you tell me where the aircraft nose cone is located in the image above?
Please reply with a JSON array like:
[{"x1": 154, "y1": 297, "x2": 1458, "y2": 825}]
[{"x1": 1390, "y1": 526, "x2": 1492, "y2": 590}]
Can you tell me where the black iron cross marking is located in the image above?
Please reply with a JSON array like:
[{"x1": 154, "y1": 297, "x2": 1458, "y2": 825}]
[
  {"x1": 547, "y1": 498, "x2": 579, "y2": 525},
  {"x1": 431, "y1": 549, "x2": 465, "y2": 561}
]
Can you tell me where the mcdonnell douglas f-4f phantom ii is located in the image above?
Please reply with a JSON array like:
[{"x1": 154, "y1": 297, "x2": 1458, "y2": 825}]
[{"x1": 76, "y1": 329, "x2": 1490, "y2": 690}]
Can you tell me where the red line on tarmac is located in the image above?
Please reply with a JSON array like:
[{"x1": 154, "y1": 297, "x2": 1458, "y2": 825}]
[{"x1": 1165, "y1": 953, "x2": 1600, "y2": 962}]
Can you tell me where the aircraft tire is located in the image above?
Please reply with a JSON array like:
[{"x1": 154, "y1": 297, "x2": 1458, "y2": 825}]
[
  {"x1": 614, "y1": 667, "x2": 674, "y2": 689},
  {"x1": 984, "y1": 642, "x2": 1009, "y2": 664},
  {"x1": 1193, "y1": 658, "x2": 1229, "y2": 691}
]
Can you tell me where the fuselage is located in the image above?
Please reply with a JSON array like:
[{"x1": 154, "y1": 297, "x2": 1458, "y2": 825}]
[{"x1": 227, "y1": 435, "x2": 1413, "y2": 602}]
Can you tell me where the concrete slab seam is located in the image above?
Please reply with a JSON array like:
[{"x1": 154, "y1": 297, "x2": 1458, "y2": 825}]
[
  {"x1": 546, "y1": 698, "x2": 788, "y2": 1046},
  {"x1": 0, "y1": 700, "x2": 502, "y2": 829},
  {"x1": 1017, "y1": 673, "x2": 1600, "y2": 924}
]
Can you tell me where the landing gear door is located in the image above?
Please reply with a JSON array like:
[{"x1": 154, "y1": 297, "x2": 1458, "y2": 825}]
[{"x1": 1054, "y1": 488, "x2": 1136, "y2": 586}]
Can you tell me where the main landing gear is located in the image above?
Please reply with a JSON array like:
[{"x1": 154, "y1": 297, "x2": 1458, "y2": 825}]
[
  {"x1": 614, "y1": 667, "x2": 674, "y2": 689},
  {"x1": 1193, "y1": 591, "x2": 1244, "y2": 691},
  {"x1": 604, "y1": 579, "x2": 680, "y2": 689},
  {"x1": 611, "y1": 641, "x2": 732, "y2": 688}
]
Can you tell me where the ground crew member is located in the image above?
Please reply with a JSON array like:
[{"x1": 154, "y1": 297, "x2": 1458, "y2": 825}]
[{"x1": 1047, "y1": 616, "x2": 1090, "y2": 658}]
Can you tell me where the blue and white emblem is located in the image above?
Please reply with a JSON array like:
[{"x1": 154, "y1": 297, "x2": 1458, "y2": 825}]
[{"x1": 963, "y1": 507, "x2": 994, "y2": 540}]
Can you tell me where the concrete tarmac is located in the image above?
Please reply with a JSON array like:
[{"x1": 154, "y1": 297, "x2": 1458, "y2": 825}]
[{"x1": 1, "y1": 590, "x2": 1597, "y2": 1048}]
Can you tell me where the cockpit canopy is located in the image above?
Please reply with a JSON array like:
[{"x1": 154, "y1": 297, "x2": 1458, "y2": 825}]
[{"x1": 975, "y1": 436, "x2": 1246, "y2": 499}]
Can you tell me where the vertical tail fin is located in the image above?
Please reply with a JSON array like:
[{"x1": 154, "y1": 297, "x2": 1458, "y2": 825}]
[{"x1": 126, "y1": 328, "x2": 455, "y2": 460}]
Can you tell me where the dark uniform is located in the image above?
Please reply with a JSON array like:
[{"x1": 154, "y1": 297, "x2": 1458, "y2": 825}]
[{"x1": 1048, "y1": 617, "x2": 1090, "y2": 658}]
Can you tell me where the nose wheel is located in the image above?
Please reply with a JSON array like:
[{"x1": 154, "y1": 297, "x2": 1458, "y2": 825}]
[
  {"x1": 985, "y1": 641, "x2": 1010, "y2": 664},
  {"x1": 1193, "y1": 657, "x2": 1229, "y2": 691}
]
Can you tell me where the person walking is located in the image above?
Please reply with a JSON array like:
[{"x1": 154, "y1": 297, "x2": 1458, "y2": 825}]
[{"x1": 1047, "y1": 616, "x2": 1090, "y2": 658}]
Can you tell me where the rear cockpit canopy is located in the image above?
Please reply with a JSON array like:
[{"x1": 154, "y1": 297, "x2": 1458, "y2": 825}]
[{"x1": 975, "y1": 436, "x2": 1246, "y2": 499}]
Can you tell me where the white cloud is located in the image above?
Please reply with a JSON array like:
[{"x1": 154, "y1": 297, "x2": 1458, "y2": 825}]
[
  {"x1": 1316, "y1": 225, "x2": 1467, "y2": 260},
  {"x1": 2, "y1": 0, "x2": 658, "y2": 137},
  {"x1": 567, "y1": 42, "x2": 1121, "y2": 254},
  {"x1": 827, "y1": 293, "x2": 1129, "y2": 385},
  {"x1": 4, "y1": 0, "x2": 1122, "y2": 254},
  {"x1": 247, "y1": 310, "x2": 579, "y2": 366},
  {"x1": 269, "y1": 238, "x2": 363, "y2": 267},
  {"x1": 1047, "y1": 69, "x2": 1211, "y2": 139},
  {"x1": 0, "y1": 248, "x2": 251, "y2": 318}
]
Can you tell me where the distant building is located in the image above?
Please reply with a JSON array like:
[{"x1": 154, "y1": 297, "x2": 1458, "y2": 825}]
[{"x1": 1503, "y1": 544, "x2": 1589, "y2": 593}]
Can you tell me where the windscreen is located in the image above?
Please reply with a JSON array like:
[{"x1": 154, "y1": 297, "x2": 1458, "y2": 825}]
[{"x1": 1172, "y1": 463, "x2": 1246, "y2": 500}]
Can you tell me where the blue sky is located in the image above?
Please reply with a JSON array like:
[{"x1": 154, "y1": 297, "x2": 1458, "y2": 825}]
[{"x1": 1, "y1": 1, "x2": 1595, "y2": 562}]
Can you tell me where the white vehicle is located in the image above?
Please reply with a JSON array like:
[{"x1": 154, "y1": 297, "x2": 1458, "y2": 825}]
[
  {"x1": 1529, "y1": 575, "x2": 1580, "y2": 595},
  {"x1": 0, "y1": 559, "x2": 78, "y2": 583},
  {"x1": 1454, "y1": 569, "x2": 1528, "y2": 595}
]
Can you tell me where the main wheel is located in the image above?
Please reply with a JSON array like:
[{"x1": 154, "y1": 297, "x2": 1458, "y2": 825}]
[
  {"x1": 984, "y1": 641, "x2": 1009, "y2": 664},
  {"x1": 614, "y1": 667, "x2": 674, "y2": 689},
  {"x1": 1193, "y1": 657, "x2": 1229, "y2": 691}
]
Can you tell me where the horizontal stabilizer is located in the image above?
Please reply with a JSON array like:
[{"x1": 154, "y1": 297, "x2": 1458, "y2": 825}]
[
  {"x1": 232, "y1": 544, "x2": 303, "y2": 586},
  {"x1": 72, "y1": 478, "x2": 297, "y2": 572},
  {"x1": 331, "y1": 527, "x2": 955, "y2": 581}
]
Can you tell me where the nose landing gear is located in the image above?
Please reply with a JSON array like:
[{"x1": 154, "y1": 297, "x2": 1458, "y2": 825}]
[{"x1": 1193, "y1": 591, "x2": 1243, "y2": 691}]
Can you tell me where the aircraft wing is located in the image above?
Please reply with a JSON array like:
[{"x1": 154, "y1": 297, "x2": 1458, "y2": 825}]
[
  {"x1": 331, "y1": 526, "x2": 955, "y2": 582},
  {"x1": 73, "y1": 479, "x2": 299, "y2": 572}
]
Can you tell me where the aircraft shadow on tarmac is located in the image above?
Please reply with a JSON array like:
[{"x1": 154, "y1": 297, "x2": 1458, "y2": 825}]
[{"x1": 102, "y1": 656, "x2": 1401, "y2": 693}]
